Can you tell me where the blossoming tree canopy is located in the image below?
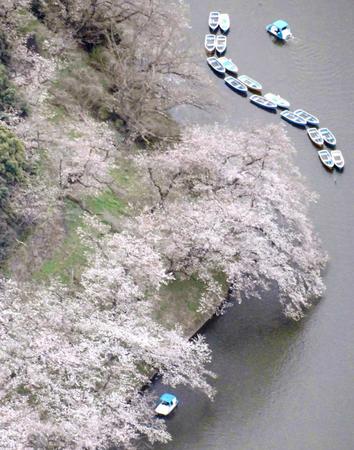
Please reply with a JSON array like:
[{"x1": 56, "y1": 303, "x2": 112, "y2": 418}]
[
  {"x1": 0, "y1": 222, "x2": 215, "y2": 449},
  {"x1": 136, "y1": 124, "x2": 327, "y2": 320}
]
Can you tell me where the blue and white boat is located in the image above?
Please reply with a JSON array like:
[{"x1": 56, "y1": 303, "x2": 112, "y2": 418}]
[
  {"x1": 264, "y1": 92, "x2": 290, "y2": 109},
  {"x1": 294, "y1": 109, "x2": 320, "y2": 126},
  {"x1": 155, "y1": 393, "x2": 178, "y2": 416},
  {"x1": 318, "y1": 150, "x2": 334, "y2": 169},
  {"x1": 307, "y1": 127, "x2": 324, "y2": 147},
  {"x1": 266, "y1": 20, "x2": 292, "y2": 41},
  {"x1": 218, "y1": 57, "x2": 238, "y2": 74},
  {"x1": 205, "y1": 34, "x2": 216, "y2": 53},
  {"x1": 216, "y1": 35, "x2": 227, "y2": 54},
  {"x1": 208, "y1": 11, "x2": 220, "y2": 31},
  {"x1": 331, "y1": 150, "x2": 345, "y2": 170},
  {"x1": 319, "y1": 128, "x2": 336, "y2": 147},
  {"x1": 250, "y1": 94, "x2": 277, "y2": 111},
  {"x1": 219, "y1": 13, "x2": 230, "y2": 33},
  {"x1": 207, "y1": 57, "x2": 226, "y2": 76},
  {"x1": 224, "y1": 76, "x2": 247, "y2": 95},
  {"x1": 280, "y1": 110, "x2": 307, "y2": 127},
  {"x1": 238, "y1": 75, "x2": 262, "y2": 93}
]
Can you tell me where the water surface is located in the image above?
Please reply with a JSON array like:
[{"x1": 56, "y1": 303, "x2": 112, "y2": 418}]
[{"x1": 153, "y1": 1, "x2": 354, "y2": 449}]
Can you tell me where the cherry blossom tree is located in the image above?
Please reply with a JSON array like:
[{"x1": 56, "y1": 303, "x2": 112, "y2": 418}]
[
  {"x1": 35, "y1": 0, "x2": 206, "y2": 142},
  {"x1": 0, "y1": 218, "x2": 215, "y2": 449},
  {"x1": 134, "y1": 124, "x2": 327, "y2": 320}
]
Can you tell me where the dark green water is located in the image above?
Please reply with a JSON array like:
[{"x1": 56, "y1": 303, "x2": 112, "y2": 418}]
[{"x1": 153, "y1": 1, "x2": 354, "y2": 449}]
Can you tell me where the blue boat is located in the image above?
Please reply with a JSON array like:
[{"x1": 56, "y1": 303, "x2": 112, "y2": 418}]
[
  {"x1": 319, "y1": 128, "x2": 336, "y2": 147},
  {"x1": 293, "y1": 109, "x2": 320, "y2": 126},
  {"x1": 219, "y1": 13, "x2": 230, "y2": 33},
  {"x1": 216, "y1": 35, "x2": 227, "y2": 54},
  {"x1": 205, "y1": 34, "x2": 216, "y2": 53},
  {"x1": 155, "y1": 393, "x2": 178, "y2": 416},
  {"x1": 208, "y1": 11, "x2": 220, "y2": 31},
  {"x1": 224, "y1": 76, "x2": 247, "y2": 95},
  {"x1": 218, "y1": 57, "x2": 238, "y2": 74},
  {"x1": 307, "y1": 127, "x2": 324, "y2": 147},
  {"x1": 238, "y1": 75, "x2": 262, "y2": 93},
  {"x1": 266, "y1": 19, "x2": 292, "y2": 41},
  {"x1": 250, "y1": 94, "x2": 277, "y2": 112},
  {"x1": 280, "y1": 110, "x2": 307, "y2": 127},
  {"x1": 331, "y1": 150, "x2": 345, "y2": 170},
  {"x1": 207, "y1": 57, "x2": 225, "y2": 76},
  {"x1": 318, "y1": 150, "x2": 334, "y2": 170}
]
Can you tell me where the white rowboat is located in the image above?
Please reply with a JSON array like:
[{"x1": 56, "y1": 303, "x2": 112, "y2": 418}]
[
  {"x1": 208, "y1": 11, "x2": 220, "y2": 31},
  {"x1": 331, "y1": 150, "x2": 345, "y2": 169},
  {"x1": 264, "y1": 92, "x2": 290, "y2": 109},
  {"x1": 219, "y1": 13, "x2": 230, "y2": 33},
  {"x1": 205, "y1": 34, "x2": 216, "y2": 53}
]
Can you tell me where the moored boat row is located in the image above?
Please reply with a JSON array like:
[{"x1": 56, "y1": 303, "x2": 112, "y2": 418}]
[
  {"x1": 280, "y1": 110, "x2": 307, "y2": 127},
  {"x1": 205, "y1": 11, "x2": 344, "y2": 171},
  {"x1": 307, "y1": 127, "x2": 336, "y2": 148},
  {"x1": 318, "y1": 149, "x2": 344, "y2": 170},
  {"x1": 208, "y1": 11, "x2": 230, "y2": 33},
  {"x1": 205, "y1": 34, "x2": 227, "y2": 54}
]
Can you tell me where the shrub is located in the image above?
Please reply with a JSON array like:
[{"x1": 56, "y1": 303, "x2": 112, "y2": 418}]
[
  {"x1": 0, "y1": 64, "x2": 28, "y2": 117},
  {"x1": 30, "y1": 0, "x2": 46, "y2": 22},
  {"x1": 0, "y1": 31, "x2": 11, "y2": 66},
  {"x1": 0, "y1": 124, "x2": 26, "y2": 187}
]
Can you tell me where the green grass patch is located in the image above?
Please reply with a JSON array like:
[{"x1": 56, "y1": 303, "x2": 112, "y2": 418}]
[
  {"x1": 17, "y1": 18, "x2": 41, "y2": 35},
  {"x1": 34, "y1": 200, "x2": 89, "y2": 284},
  {"x1": 155, "y1": 272, "x2": 229, "y2": 335},
  {"x1": 110, "y1": 163, "x2": 138, "y2": 188},
  {"x1": 156, "y1": 276, "x2": 206, "y2": 332},
  {"x1": 16, "y1": 12, "x2": 50, "y2": 57},
  {"x1": 85, "y1": 189, "x2": 126, "y2": 217},
  {"x1": 67, "y1": 129, "x2": 84, "y2": 140},
  {"x1": 48, "y1": 104, "x2": 68, "y2": 123}
]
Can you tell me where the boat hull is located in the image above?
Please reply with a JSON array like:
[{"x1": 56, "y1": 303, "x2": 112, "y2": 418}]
[
  {"x1": 218, "y1": 57, "x2": 238, "y2": 74},
  {"x1": 225, "y1": 76, "x2": 247, "y2": 95},
  {"x1": 319, "y1": 128, "x2": 336, "y2": 147},
  {"x1": 294, "y1": 109, "x2": 320, "y2": 126},
  {"x1": 331, "y1": 150, "x2": 345, "y2": 170},
  {"x1": 307, "y1": 128, "x2": 324, "y2": 148},
  {"x1": 250, "y1": 95, "x2": 277, "y2": 112},
  {"x1": 205, "y1": 34, "x2": 216, "y2": 54},
  {"x1": 208, "y1": 12, "x2": 220, "y2": 31},
  {"x1": 216, "y1": 36, "x2": 227, "y2": 55},
  {"x1": 238, "y1": 75, "x2": 262, "y2": 93},
  {"x1": 264, "y1": 93, "x2": 290, "y2": 109},
  {"x1": 219, "y1": 14, "x2": 230, "y2": 33},
  {"x1": 280, "y1": 111, "x2": 307, "y2": 127},
  {"x1": 207, "y1": 57, "x2": 226, "y2": 76},
  {"x1": 318, "y1": 150, "x2": 334, "y2": 169}
]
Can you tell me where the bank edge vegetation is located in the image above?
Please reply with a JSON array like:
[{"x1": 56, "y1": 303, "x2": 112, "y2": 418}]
[{"x1": 0, "y1": 1, "x2": 326, "y2": 448}]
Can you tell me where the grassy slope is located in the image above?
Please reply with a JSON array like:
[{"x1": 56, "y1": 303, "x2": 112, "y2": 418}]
[{"x1": 7, "y1": 8, "x2": 226, "y2": 337}]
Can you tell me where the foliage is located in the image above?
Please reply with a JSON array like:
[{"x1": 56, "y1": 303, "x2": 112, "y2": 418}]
[
  {"x1": 46, "y1": 0, "x2": 204, "y2": 142},
  {"x1": 0, "y1": 64, "x2": 28, "y2": 117},
  {"x1": 0, "y1": 30, "x2": 11, "y2": 66},
  {"x1": 0, "y1": 218, "x2": 215, "y2": 449},
  {"x1": 0, "y1": 123, "x2": 26, "y2": 188},
  {"x1": 134, "y1": 124, "x2": 327, "y2": 320},
  {"x1": 85, "y1": 189, "x2": 126, "y2": 217},
  {"x1": 29, "y1": 0, "x2": 46, "y2": 22}
]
